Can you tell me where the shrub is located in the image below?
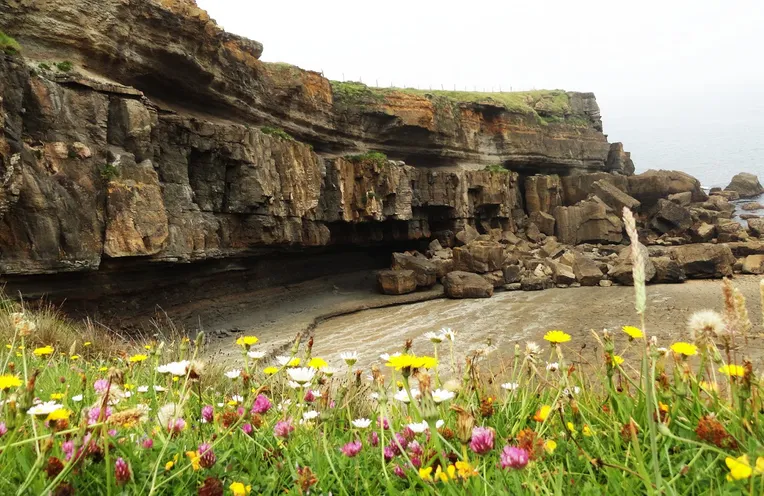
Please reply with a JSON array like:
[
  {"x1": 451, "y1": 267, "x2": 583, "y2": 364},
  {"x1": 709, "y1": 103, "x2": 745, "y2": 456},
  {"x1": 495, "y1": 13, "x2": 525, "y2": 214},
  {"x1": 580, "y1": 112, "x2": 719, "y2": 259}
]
[
  {"x1": 260, "y1": 126, "x2": 294, "y2": 141},
  {"x1": 100, "y1": 163, "x2": 119, "y2": 181},
  {"x1": 344, "y1": 151, "x2": 388, "y2": 167},
  {"x1": 38, "y1": 62, "x2": 51, "y2": 71},
  {"x1": 483, "y1": 163, "x2": 509, "y2": 173},
  {"x1": 55, "y1": 61, "x2": 73, "y2": 72},
  {"x1": 0, "y1": 30, "x2": 20, "y2": 55}
]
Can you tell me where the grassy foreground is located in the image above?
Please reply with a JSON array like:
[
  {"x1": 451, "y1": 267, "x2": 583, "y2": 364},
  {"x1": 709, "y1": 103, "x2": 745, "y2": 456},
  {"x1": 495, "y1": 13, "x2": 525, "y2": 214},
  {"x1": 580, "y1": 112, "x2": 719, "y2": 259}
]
[{"x1": 0, "y1": 213, "x2": 763, "y2": 495}]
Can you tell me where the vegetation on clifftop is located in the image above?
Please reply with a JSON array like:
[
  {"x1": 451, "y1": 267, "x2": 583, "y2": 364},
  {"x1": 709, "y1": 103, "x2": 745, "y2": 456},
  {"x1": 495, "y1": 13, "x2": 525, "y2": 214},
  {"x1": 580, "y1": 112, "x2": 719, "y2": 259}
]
[
  {"x1": 344, "y1": 151, "x2": 389, "y2": 167},
  {"x1": 260, "y1": 126, "x2": 295, "y2": 141}
]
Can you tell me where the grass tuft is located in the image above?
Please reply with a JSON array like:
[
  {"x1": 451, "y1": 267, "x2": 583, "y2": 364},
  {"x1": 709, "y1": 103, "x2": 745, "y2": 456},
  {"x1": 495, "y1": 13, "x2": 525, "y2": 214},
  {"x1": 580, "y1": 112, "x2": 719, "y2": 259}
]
[
  {"x1": 0, "y1": 30, "x2": 20, "y2": 55},
  {"x1": 260, "y1": 126, "x2": 295, "y2": 141}
]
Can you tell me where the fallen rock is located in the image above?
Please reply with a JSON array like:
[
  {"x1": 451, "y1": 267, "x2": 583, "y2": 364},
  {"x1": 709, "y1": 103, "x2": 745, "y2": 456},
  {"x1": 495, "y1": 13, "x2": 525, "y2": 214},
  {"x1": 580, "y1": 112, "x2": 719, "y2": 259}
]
[
  {"x1": 504, "y1": 283, "x2": 522, "y2": 291},
  {"x1": 599, "y1": 279, "x2": 613, "y2": 287},
  {"x1": 651, "y1": 256, "x2": 686, "y2": 283},
  {"x1": 561, "y1": 173, "x2": 630, "y2": 205},
  {"x1": 742, "y1": 202, "x2": 764, "y2": 211},
  {"x1": 716, "y1": 221, "x2": 748, "y2": 243},
  {"x1": 740, "y1": 213, "x2": 760, "y2": 220},
  {"x1": 607, "y1": 243, "x2": 657, "y2": 285},
  {"x1": 725, "y1": 172, "x2": 764, "y2": 198},
  {"x1": 573, "y1": 254, "x2": 604, "y2": 286},
  {"x1": 377, "y1": 270, "x2": 417, "y2": 295},
  {"x1": 742, "y1": 255, "x2": 764, "y2": 274},
  {"x1": 627, "y1": 170, "x2": 707, "y2": 206},
  {"x1": 443, "y1": 271, "x2": 494, "y2": 298},
  {"x1": 605, "y1": 142, "x2": 635, "y2": 175},
  {"x1": 481, "y1": 270, "x2": 506, "y2": 288},
  {"x1": 453, "y1": 240, "x2": 504, "y2": 273},
  {"x1": 430, "y1": 257, "x2": 455, "y2": 278},
  {"x1": 650, "y1": 199, "x2": 692, "y2": 234},
  {"x1": 554, "y1": 196, "x2": 623, "y2": 245},
  {"x1": 712, "y1": 190, "x2": 740, "y2": 201},
  {"x1": 748, "y1": 218, "x2": 764, "y2": 237},
  {"x1": 526, "y1": 222, "x2": 543, "y2": 243},
  {"x1": 455, "y1": 224, "x2": 479, "y2": 245},
  {"x1": 668, "y1": 191, "x2": 692, "y2": 206},
  {"x1": 540, "y1": 238, "x2": 564, "y2": 258},
  {"x1": 521, "y1": 275, "x2": 554, "y2": 291},
  {"x1": 671, "y1": 243, "x2": 736, "y2": 278},
  {"x1": 502, "y1": 264, "x2": 522, "y2": 284},
  {"x1": 691, "y1": 222, "x2": 716, "y2": 243},
  {"x1": 529, "y1": 211, "x2": 556, "y2": 236},
  {"x1": 592, "y1": 179, "x2": 641, "y2": 213},
  {"x1": 392, "y1": 253, "x2": 437, "y2": 287},
  {"x1": 550, "y1": 262, "x2": 576, "y2": 285}
]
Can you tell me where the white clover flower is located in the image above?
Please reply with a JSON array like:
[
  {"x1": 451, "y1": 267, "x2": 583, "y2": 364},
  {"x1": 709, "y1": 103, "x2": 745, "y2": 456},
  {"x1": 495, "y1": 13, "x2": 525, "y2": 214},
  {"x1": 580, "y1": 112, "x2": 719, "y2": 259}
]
[
  {"x1": 393, "y1": 388, "x2": 420, "y2": 403},
  {"x1": 287, "y1": 367, "x2": 316, "y2": 385},
  {"x1": 27, "y1": 401, "x2": 64, "y2": 416},
  {"x1": 247, "y1": 351, "x2": 266, "y2": 360},
  {"x1": 124, "y1": 391, "x2": 132, "y2": 398},
  {"x1": 352, "y1": 418, "x2": 372, "y2": 429},
  {"x1": 501, "y1": 382, "x2": 520, "y2": 391},
  {"x1": 407, "y1": 421, "x2": 429, "y2": 433},
  {"x1": 137, "y1": 386, "x2": 149, "y2": 393},
  {"x1": 340, "y1": 351, "x2": 358, "y2": 366},
  {"x1": 440, "y1": 328, "x2": 456, "y2": 341},
  {"x1": 436, "y1": 419, "x2": 445, "y2": 429},
  {"x1": 546, "y1": 362, "x2": 559, "y2": 372},
  {"x1": 277, "y1": 399, "x2": 292, "y2": 411},
  {"x1": 72, "y1": 394, "x2": 84, "y2": 402},
  {"x1": 153, "y1": 385, "x2": 167, "y2": 392},
  {"x1": 431, "y1": 388, "x2": 455, "y2": 403},
  {"x1": 156, "y1": 360, "x2": 190, "y2": 376},
  {"x1": 217, "y1": 402, "x2": 225, "y2": 408},
  {"x1": 302, "y1": 410, "x2": 319, "y2": 421},
  {"x1": 322, "y1": 367, "x2": 338, "y2": 377},
  {"x1": 424, "y1": 331, "x2": 444, "y2": 343},
  {"x1": 225, "y1": 369, "x2": 242, "y2": 379}
]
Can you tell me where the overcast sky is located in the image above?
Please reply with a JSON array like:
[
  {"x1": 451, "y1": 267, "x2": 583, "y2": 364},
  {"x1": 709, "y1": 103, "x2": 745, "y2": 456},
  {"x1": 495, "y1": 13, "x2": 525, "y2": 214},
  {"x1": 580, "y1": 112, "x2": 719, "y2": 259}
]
[{"x1": 196, "y1": 0, "x2": 764, "y2": 169}]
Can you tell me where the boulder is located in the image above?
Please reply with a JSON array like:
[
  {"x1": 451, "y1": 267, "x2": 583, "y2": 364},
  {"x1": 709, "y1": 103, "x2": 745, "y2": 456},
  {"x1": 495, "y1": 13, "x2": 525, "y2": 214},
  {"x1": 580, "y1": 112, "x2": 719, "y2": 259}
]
[
  {"x1": 650, "y1": 199, "x2": 693, "y2": 234},
  {"x1": 740, "y1": 214, "x2": 760, "y2": 220},
  {"x1": 521, "y1": 275, "x2": 554, "y2": 291},
  {"x1": 550, "y1": 262, "x2": 576, "y2": 285},
  {"x1": 529, "y1": 211, "x2": 556, "y2": 236},
  {"x1": 525, "y1": 222, "x2": 543, "y2": 243},
  {"x1": 725, "y1": 173, "x2": 764, "y2": 198},
  {"x1": 607, "y1": 243, "x2": 657, "y2": 285},
  {"x1": 592, "y1": 179, "x2": 641, "y2": 213},
  {"x1": 554, "y1": 196, "x2": 623, "y2": 245},
  {"x1": 481, "y1": 270, "x2": 506, "y2": 288},
  {"x1": 691, "y1": 222, "x2": 716, "y2": 243},
  {"x1": 599, "y1": 280, "x2": 613, "y2": 287},
  {"x1": 670, "y1": 244, "x2": 736, "y2": 278},
  {"x1": 453, "y1": 240, "x2": 504, "y2": 273},
  {"x1": 748, "y1": 218, "x2": 764, "y2": 237},
  {"x1": 540, "y1": 238, "x2": 564, "y2": 258},
  {"x1": 605, "y1": 142, "x2": 635, "y2": 175},
  {"x1": 627, "y1": 170, "x2": 707, "y2": 206},
  {"x1": 525, "y1": 174, "x2": 562, "y2": 214},
  {"x1": 430, "y1": 257, "x2": 455, "y2": 278},
  {"x1": 711, "y1": 190, "x2": 740, "y2": 201},
  {"x1": 668, "y1": 191, "x2": 693, "y2": 206},
  {"x1": 716, "y1": 221, "x2": 747, "y2": 243},
  {"x1": 741, "y1": 202, "x2": 764, "y2": 211},
  {"x1": 391, "y1": 253, "x2": 437, "y2": 287},
  {"x1": 702, "y1": 195, "x2": 735, "y2": 213},
  {"x1": 502, "y1": 264, "x2": 522, "y2": 284},
  {"x1": 651, "y1": 257, "x2": 686, "y2": 283},
  {"x1": 561, "y1": 173, "x2": 630, "y2": 206},
  {"x1": 741, "y1": 255, "x2": 764, "y2": 274},
  {"x1": 443, "y1": 271, "x2": 494, "y2": 298},
  {"x1": 573, "y1": 254, "x2": 604, "y2": 286},
  {"x1": 455, "y1": 224, "x2": 479, "y2": 245},
  {"x1": 377, "y1": 270, "x2": 417, "y2": 295}
]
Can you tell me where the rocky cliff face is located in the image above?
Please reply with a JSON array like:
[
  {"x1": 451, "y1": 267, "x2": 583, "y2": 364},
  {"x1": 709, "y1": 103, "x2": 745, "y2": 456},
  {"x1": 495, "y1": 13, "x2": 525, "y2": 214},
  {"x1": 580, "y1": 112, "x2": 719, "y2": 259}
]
[{"x1": 0, "y1": 0, "x2": 633, "y2": 303}]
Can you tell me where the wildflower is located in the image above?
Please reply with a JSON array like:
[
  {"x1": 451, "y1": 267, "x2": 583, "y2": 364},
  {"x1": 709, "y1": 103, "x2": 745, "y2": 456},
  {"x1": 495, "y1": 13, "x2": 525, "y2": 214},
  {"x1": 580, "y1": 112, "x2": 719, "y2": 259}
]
[
  {"x1": 408, "y1": 421, "x2": 429, "y2": 433},
  {"x1": 28, "y1": 401, "x2": 65, "y2": 416},
  {"x1": 153, "y1": 385, "x2": 167, "y2": 392},
  {"x1": 612, "y1": 355, "x2": 625, "y2": 366},
  {"x1": 543, "y1": 330, "x2": 571, "y2": 344},
  {"x1": 287, "y1": 367, "x2": 316, "y2": 385},
  {"x1": 225, "y1": 369, "x2": 241, "y2": 379},
  {"x1": 274, "y1": 418, "x2": 295, "y2": 438},
  {"x1": 469, "y1": 426, "x2": 495, "y2": 454},
  {"x1": 305, "y1": 357, "x2": 327, "y2": 370},
  {"x1": 341, "y1": 440, "x2": 362, "y2": 457},
  {"x1": 688, "y1": 310, "x2": 725, "y2": 344},
  {"x1": 0, "y1": 374, "x2": 22, "y2": 391},
  {"x1": 725, "y1": 455, "x2": 759, "y2": 481},
  {"x1": 46, "y1": 408, "x2": 71, "y2": 422},
  {"x1": 230, "y1": 395, "x2": 244, "y2": 404},
  {"x1": 454, "y1": 460, "x2": 478, "y2": 479},
  {"x1": 199, "y1": 477, "x2": 224, "y2": 496},
  {"x1": 583, "y1": 425, "x2": 594, "y2": 437},
  {"x1": 501, "y1": 382, "x2": 519, "y2": 391},
  {"x1": 0, "y1": 423, "x2": 7, "y2": 437},
  {"x1": 48, "y1": 391, "x2": 63, "y2": 400},
  {"x1": 302, "y1": 410, "x2": 319, "y2": 422},
  {"x1": 500, "y1": 446, "x2": 529, "y2": 469},
  {"x1": 129, "y1": 354, "x2": 148, "y2": 363},
  {"x1": 699, "y1": 381, "x2": 719, "y2": 393},
  {"x1": 229, "y1": 482, "x2": 252, "y2": 496},
  {"x1": 670, "y1": 342, "x2": 697, "y2": 357},
  {"x1": 296, "y1": 466, "x2": 318, "y2": 494},
  {"x1": 622, "y1": 325, "x2": 643, "y2": 339},
  {"x1": 386, "y1": 354, "x2": 437, "y2": 372},
  {"x1": 169, "y1": 418, "x2": 186, "y2": 434},
  {"x1": 263, "y1": 366, "x2": 279, "y2": 375},
  {"x1": 165, "y1": 460, "x2": 175, "y2": 471},
  {"x1": 141, "y1": 437, "x2": 153, "y2": 449},
  {"x1": 45, "y1": 456, "x2": 65, "y2": 479},
  {"x1": 544, "y1": 440, "x2": 557, "y2": 454},
  {"x1": 241, "y1": 423, "x2": 253, "y2": 435},
  {"x1": 235, "y1": 336, "x2": 259, "y2": 348},
  {"x1": 114, "y1": 458, "x2": 131, "y2": 485},
  {"x1": 201, "y1": 405, "x2": 214, "y2": 423},
  {"x1": 251, "y1": 394, "x2": 272, "y2": 415},
  {"x1": 696, "y1": 414, "x2": 737, "y2": 449},
  {"x1": 322, "y1": 366, "x2": 338, "y2": 377},
  {"x1": 340, "y1": 351, "x2": 358, "y2": 366},
  {"x1": 198, "y1": 443, "x2": 216, "y2": 468},
  {"x1": 157, "y1": 403, "x2": 181, "y2": 428},
  {"x1": 186, "y1": 450, "x2": 201, "y2": 471},
  {"x1": 441, "y1": 328, "x2": 456, "y2": 341},
  {"x1": 525, "y1": 341, "x2": 541, "y2": 357},
  {"x1": 156, "y1": 360, "x2": 190, "y2": 376},
  {"x1": 393, "y1": 388, "x2": 420, "y2": 402},
  {"x1": 70, "y1": 354, "x2": 80, "y2": 360},
  {"x1": 247, "y1": 350, "x2": 266, "y2": 360},
  {"x1": 352, "y1": 418, "x2": 371, "y2": 429},
  {"x1": 563, "y1": 386, "x2": 581, "y2": 396},
  {"x1": 33, "y1": 345, "x2": 55, "y2": 357},
  {"x1": 719, "y1": 364, "x2": 745, "y2": 377},
  {"x1": 418, "y1": 467, "x2": 433, "y2": 481},
  {"x1": 384, "y1": 445, "x2": 396, "y2": 461},
  {"x1": 431, "y1": 388, "x2": 455, "y2": 403},
  {"x1": 424, "y1": 331, "x2": 444, "y2": 343},
  {"x1": 94, "y1": 378, "x2": 110, "y2": 394},
  {"x1": 533, "y1": 405, "x2": 552, "y2": 422},
  {"x1": 546, "y1": 362, "x2": 559, "y2": 372}
]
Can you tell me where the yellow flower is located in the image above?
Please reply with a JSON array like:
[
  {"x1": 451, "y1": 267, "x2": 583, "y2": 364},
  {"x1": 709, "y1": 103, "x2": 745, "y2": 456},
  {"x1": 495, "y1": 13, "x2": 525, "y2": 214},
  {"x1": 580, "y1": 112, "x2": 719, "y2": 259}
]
[
  {"x1": 185, "y1": 451, "x2": 201, "y2": 471},
  {"x1": 726, "y1": 455, "x2": 753, "y2": 481},
  {"x1": 454, "y1": 460, "x2": 477, "y2": 479},
  {"x1": 50, "y1": 393, "x2": 64, "y2": 400},
  {"x1": 621, "y1": 326, "x2": 643, "y2": 339},
  {"x1": 544, "y1": 330, "x2": 571, "y2": 344},
  {"x1": 699, "y1": 381, "x2": 718, "y2": 392},
  {"x1": 419, "y1": 467, "x2": 433, "y2": 481},
  {"x1": 719, "y1": 364, "x2": 745, "y2": 377},
  {"x1": 99, "y1": 366, "x2": 108, "y2": 372},
  {"x1": 70, "y1": 355, "x2": 80, "y2": 360},
  {"x1": 235, "y1": 336, "x2": 259, "y2": 348},
  {"x1": 434, "y1": 465, "x2": 449, "y2": 482},
  {"x1": 670, "y1": 342, "x2": 697, "y2": 357},
  {"x1": 83, "y1": 342, "x2": 92, "y2": 347},
  {"x1": 33, "y1": 345, "x2": 54, "y2": 357},
  {"x1": 566, "y1": 422, "x2": 577, "y2": 435},
  {"x1": 308, "y1": 357, "x2": 328, "y2": 369},
  {"x1": 612, "y1": 355, "x2": 624, "y2": 366},
  {"x1": 124, "y1": 384, "x2": 135, "y2": 390},
  {"x1": 46, "y1": 408, "x2": 72, "y2": 422},
  {"x1": 385, "y1": 354, "x2": 438, "y2": 371},
  {"x1": 164, "y1": 460, "x2": 174, "y2": 471},
  {"x1": 534, "y1": 405, "x2": 552, "y2": 422},
  {"x1": 129, "y1": 354, "x2": 148, "y2": 363},
  {"x1": 229, "y1": 482, "x2": 251, "y2": 496},
  {"x1": 172, "y1": 377, "x2": 179, "y2": 382},
  {"x1": 263, "y1": 366, "x2": 279, "y2": 375},
  {"x1": 144, "y1": 344, "x2": 152, "y2": 350},
  {"x1": 0, "y1": 374, "x2": 22, "y2": 391},
  {"x1": 582, "y1": 424, "x2": 594, "y2": 437},
  {"x1": 544, "y1": 440, "x2": 557, "y2": 454},
  {"x1": 287, "y1": 358, "x2": 300, "y2": 367}
]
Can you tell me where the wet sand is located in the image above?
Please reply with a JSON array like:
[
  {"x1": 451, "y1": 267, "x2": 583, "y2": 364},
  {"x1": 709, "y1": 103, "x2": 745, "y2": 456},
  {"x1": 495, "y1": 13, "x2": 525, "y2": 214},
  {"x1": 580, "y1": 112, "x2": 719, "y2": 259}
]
[{"x1": 199, "y1": 271, "x2": 764, "y2": 370}]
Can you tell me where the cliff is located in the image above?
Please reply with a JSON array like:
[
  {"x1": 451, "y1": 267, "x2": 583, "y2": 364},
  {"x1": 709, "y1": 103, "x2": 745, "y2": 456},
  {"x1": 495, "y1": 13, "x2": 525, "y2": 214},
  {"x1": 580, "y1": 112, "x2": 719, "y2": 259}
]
[{"x1": 0, "y1": 0, "x2": 634, "y2": 303}]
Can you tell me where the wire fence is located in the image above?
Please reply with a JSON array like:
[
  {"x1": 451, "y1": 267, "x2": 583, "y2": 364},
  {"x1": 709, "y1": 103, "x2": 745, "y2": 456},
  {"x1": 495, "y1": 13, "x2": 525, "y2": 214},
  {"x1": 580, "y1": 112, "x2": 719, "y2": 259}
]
[{"x1": 330, "y1": 72, "x2": 538, "y2": 93}]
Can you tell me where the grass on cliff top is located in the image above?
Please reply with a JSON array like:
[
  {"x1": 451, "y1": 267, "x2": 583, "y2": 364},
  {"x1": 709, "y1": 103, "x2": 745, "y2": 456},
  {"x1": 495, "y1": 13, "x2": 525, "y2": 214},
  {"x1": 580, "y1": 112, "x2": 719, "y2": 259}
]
[
  {"x1": 330, "y1": 80, "x2": 580, "y2": 124},
  {"x1": 0, "y1": 30, "x2": 20, "y2": 55}
]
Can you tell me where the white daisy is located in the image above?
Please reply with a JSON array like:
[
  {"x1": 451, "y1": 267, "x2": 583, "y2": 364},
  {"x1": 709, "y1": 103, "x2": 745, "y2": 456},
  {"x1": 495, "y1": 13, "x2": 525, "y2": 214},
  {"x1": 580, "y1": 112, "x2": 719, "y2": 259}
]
[
  {"x1": 525, "y1": 342, "x2": 541, "y2": 356},
  {"x1": 431, "y1": 388, "x2": 455, "y2": 403},
  {"x1": 277, "y1": 399, "x2": 292, "y2": 411},
  {"x1": 302, "y1": 410, "x2": 319, "y2": 421},
  {"x1": 424, "y1": 331, "x2": 444, "y2": 343},
  {"x1": 563, "y1": 386, "x2": 581, "y2": 396},
  {"x1": 231, "y1": 395, "x2": 244, "y2": 404},
  {"x1": 369, "y1": 392, "x2": 380, "y2": 400},
  {"x1": 137, "y1": 386, "x2": 149, "y2": 393},
  {"x1": 546, "y1": 362, "x2": 559, "y2": 372},
  {"x1": 153, "y1": 385, "x2": 167, "y2": 392},
  {"x1": 287, "y1": 367, "x2": 316, "y2": 385},
  {"x1": 501, "y1": 382, "x2": 520, "y2": 391},
  {"x1": 27, "y1": 401, "x2": 64, "y2": 416},
  {"x1": 217, "y1": 402, "x2": 225, "y2": 408},
  {"x1": 407, "y1": 421, "x2": 429, "y2": 433},
  {"x1": 352, "y1": 418, "x2": 372, "y2": 429},
  {"x1": 440, "y1": 328, "x2": 456, "y2": 341},
  {"x1": 288, "y1": 380, "x2": 311, "y2": 389},
  {"x1": 72, "y1": 394, "x2": 84, "y2": 402},
  {"x1": 225, "y1": 369, "x2": 241, "y2": 379},
  {"x1": 156, "y1": 360, "x2": 190, "y2": 376},
  {"x1": 247, "y1": 350, "x2": 266, "y2": 360},
  {"x1": 340, "y1": 351, "x2": 358, "y2": 366},
  {"x1": 393, "y1": 388, "x2": 420, "y2": 403},
  {"x1": 436, "y1": 419, "x2": 445, "y2": 429},
  {"x1": 276, "y1": 355, "x2": 293, "y2": 366}
]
